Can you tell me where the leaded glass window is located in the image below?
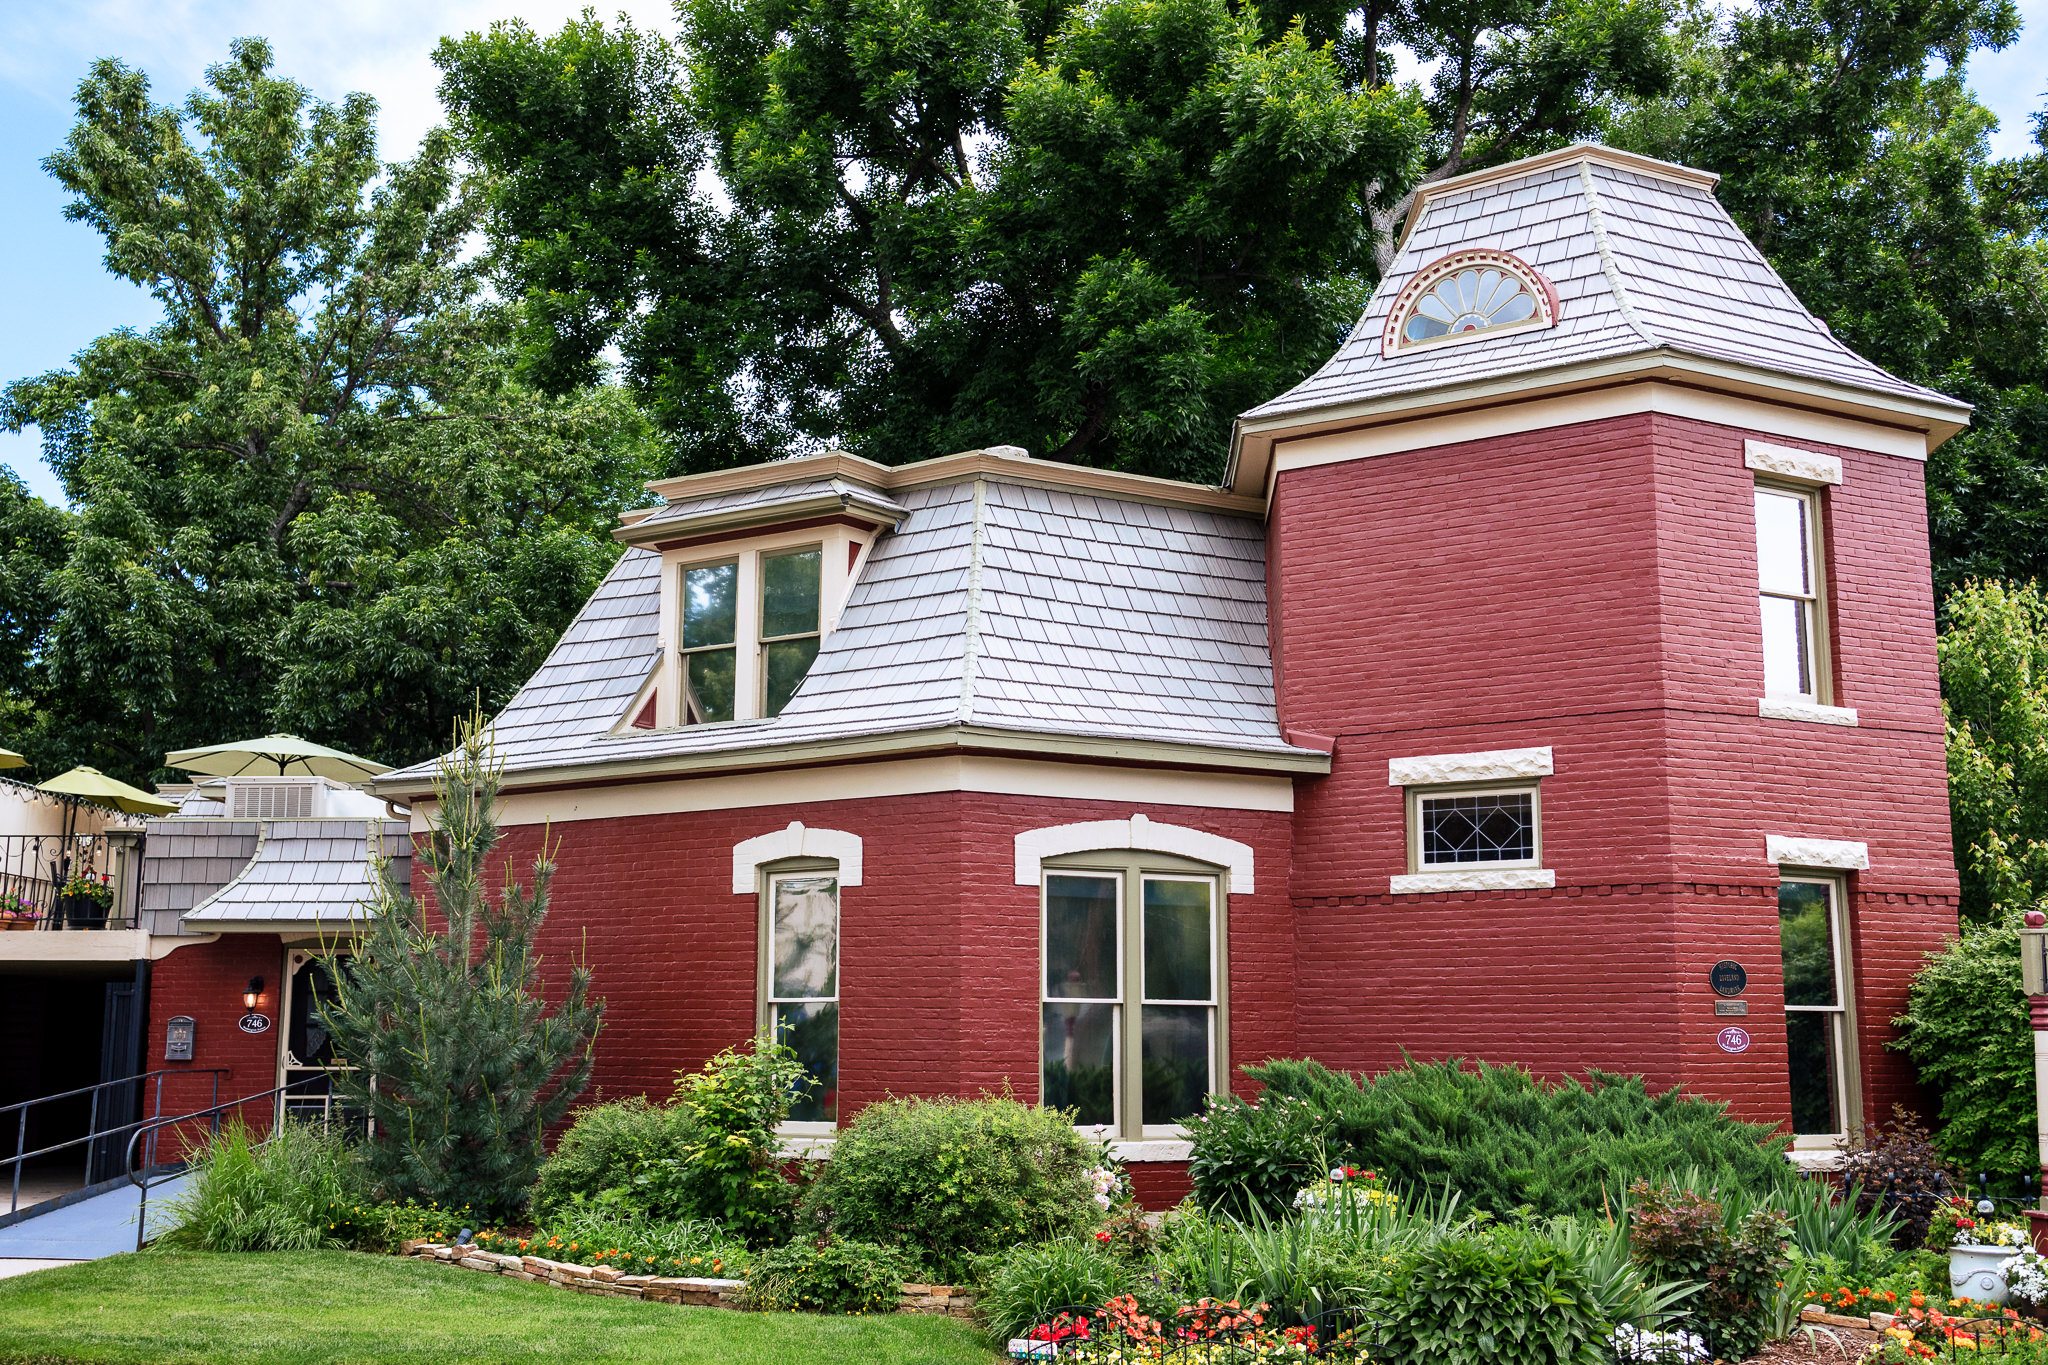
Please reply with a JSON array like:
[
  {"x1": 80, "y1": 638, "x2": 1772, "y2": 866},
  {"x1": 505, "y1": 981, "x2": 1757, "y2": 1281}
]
[
  {"x1": 1403, "y1": 268, "x2": 1538, "y2": 342},
  {"x1": 1419, "y1": 791, "x2": 1537, "y2": 866}
]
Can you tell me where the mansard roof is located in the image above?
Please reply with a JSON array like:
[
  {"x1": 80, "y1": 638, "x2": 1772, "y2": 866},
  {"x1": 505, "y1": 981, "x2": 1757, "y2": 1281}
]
[
  {"x1": 1242, "y1": 144, "x2": 1968, "y2": 432},
  {"x1": 377, "y1": 454, "x2": 1323, "y2": 791}
]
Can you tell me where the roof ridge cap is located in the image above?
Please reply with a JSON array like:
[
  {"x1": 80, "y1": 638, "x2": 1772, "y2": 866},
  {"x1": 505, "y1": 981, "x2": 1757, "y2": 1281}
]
[
  {"x1": 1577, "y1": 159, "x2": 1661, "y2": 349},
  {"x1": 954, "y1": 477, "x2": 987, "y2": 725}
]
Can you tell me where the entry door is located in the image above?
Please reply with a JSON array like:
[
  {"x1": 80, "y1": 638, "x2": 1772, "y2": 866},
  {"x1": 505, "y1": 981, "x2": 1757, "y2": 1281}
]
[
  {"x1": 278, "y1": 951, "x2": 347, "y2": 1121},
  {"x1": 89, "y1": 975, "x2": 145, "y2": 1182}
]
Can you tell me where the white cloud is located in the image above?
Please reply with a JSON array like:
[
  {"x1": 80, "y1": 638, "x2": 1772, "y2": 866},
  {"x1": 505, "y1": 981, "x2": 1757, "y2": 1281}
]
[{"x1": 0, "y1": 1, "x2": 680, "y2": 160}]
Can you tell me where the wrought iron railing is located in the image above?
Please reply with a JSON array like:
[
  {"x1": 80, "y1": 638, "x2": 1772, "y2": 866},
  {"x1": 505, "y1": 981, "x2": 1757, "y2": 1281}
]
[{"x1": 0, "y1": 831, "x2": 140, "y2": 931}]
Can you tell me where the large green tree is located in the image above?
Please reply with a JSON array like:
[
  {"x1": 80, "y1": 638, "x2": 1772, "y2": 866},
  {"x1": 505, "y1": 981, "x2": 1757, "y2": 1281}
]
[
  {"x1": 0, "y1": 39, "x2": 661, "y2": 779},
  {"x1": 437, "y1": 0, "x2": 1681, "y2": 479}
]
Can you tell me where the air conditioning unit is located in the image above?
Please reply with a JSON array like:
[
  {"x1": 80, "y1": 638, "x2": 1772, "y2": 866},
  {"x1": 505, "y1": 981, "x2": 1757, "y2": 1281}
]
[{"x1": 225, "y1": 778, "x2": 323, "y2": 819}]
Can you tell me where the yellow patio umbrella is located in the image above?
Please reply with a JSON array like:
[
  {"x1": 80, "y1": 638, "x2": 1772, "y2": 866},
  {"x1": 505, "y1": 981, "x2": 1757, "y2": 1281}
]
[
  {"x1": 0, "y1": 748, "x2": 25, "y2": 770},
  {"x1": 37, "y1": 766, "x2": 179, "y2": 816},
  {"x1": 164, "y1": 733, "x2": 391, "y2": 782}
]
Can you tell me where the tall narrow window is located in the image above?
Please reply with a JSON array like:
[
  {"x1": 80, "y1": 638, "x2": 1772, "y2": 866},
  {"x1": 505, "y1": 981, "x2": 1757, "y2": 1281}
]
[
  {"x1": 1756, "y1": 487, "x2": 1822, "y2": 699},
  {"x1": 682, "y1": 561, "x2": 738, "y2": 723},
  {"x1": 768, "y1": 871, "x2": 839, "y2": 1124},
  {"x1": 1042, "y1": 874, "x2": 1118, "y2": 1128},
  {"x1": 1780, "y1": 877, "x2": 1853, "y2": 1140},
  {"x1": 761, "y1": 547, "x2": 822, "y2": 718},
  {"x1": 1042, "y1": 859, "x2": 1221, "y2": 1137},
  {"x1": 1140, "y1": 877, "x2": 1214, "y2": 1128}
]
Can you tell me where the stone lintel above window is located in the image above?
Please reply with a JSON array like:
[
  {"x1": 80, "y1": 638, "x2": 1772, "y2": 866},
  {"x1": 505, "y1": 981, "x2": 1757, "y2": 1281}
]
[
  {"x1": 1765, "y1": 835, "x2": 1869, "y2": 871},
  {"x1": 1744, "y1": 439, "x2": 1843, "y2": 486},
  {"x1": 1387, "y1": 746, "x2": 1553, "y2": 787}
]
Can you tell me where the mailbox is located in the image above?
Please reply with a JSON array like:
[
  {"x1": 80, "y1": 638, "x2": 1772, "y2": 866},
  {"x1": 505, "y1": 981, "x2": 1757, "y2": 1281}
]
[{"x1": 164, "y1": 1015, "x2": 195, "y2": 1062}]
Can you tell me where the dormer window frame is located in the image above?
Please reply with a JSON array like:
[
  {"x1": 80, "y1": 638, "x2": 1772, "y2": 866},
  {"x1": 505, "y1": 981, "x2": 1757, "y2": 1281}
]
[
  {"x1": 651, "y1": 522, "x2": 874, "y2": 729},
  {"x1": 1379, "y1": 249, "x2": 1560, "y2": 358}
]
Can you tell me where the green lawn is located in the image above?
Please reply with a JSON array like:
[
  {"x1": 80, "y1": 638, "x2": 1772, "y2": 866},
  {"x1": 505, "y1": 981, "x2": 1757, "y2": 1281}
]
[{"x1": 0, "y1": 1251, "x2": 1002, "y2": 1365}]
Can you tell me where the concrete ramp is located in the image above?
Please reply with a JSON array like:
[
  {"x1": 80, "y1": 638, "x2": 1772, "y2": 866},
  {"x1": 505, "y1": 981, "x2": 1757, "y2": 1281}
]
[{"x1": 0, "y1": 1173, "x2": 189, "y2": 1264}]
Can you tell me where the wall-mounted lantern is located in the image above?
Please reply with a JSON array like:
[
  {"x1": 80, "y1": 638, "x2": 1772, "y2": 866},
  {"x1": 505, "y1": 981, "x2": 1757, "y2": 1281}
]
[{"x1": 243, "y1": 976, "x2": 265, "y2": 1011}]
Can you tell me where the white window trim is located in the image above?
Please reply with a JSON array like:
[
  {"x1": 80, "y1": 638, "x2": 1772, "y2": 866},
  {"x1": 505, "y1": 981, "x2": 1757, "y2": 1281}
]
[
  {"x1": 733, "y1": 822, "x2": 863, "y2": 894},
  {"x1": 1755, "y1": 481, "x2": 1833, "y2": 706},
  {"x1": 1014, "y1": 814, "x2": 1252, "y2": 894},
  {"x1": 1387, "y1": 746, "x2": 1552, "y2": 787},
  {"x1": 1745, "y1": 439, "x2": 1843, "y2": 486},
  {"x1": 1767, "y1": 835, "x2": 1869, "y2": 871}
]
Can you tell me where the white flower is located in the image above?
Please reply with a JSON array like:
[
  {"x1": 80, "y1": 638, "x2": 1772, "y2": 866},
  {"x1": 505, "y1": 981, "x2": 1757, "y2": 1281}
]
[
  {"x1": 2001, "y1": 1247, "x2": 2048, "y2": 1305},
  {"x1": 1610, "y1": 1324, "x2": 1709, "y2": 1363}
]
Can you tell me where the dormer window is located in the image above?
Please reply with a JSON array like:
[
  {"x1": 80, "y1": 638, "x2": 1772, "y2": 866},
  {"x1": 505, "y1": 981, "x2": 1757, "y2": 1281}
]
[
  {"x1": 1380, "y1": 249, "x2": 1559, "y2": 357},
  {"x1": 611, "y1": 463, "x2": 909, "y2": 731}
]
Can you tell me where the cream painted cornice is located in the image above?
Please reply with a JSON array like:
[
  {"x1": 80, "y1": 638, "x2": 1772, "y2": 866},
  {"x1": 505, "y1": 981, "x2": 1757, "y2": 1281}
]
[
  {"x1": 635, "y1": 446, "x2": 1264, "y2": 523},
  {"x1": 613, "y1": 487, "x2": 907, "y2": 547},
  {"x1": 1397, "y1": 145, "x2": 1720, "y2": 254},
  {"x1": 1227, "y1": 351, "x2": 1970, "y2": 497},
  {"x1": 371, "y1": 724, "x2": 1331, "y2": 800}
]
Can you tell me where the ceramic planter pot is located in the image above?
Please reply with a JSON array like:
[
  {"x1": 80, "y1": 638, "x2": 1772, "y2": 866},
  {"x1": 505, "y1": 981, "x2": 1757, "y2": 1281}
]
[{"x1": 1951, "y1": 1243, "x2": 2014, "y2": 1304}]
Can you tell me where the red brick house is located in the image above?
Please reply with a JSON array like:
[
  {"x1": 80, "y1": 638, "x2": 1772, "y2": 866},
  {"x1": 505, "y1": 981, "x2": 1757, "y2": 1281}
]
[{"x1": 134, "y1": 144, "x2": 1971, "y2": 1202}]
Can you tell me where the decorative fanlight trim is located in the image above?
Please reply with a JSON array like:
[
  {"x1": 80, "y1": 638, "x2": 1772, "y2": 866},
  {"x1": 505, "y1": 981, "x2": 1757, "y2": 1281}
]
[{"x1": 1381, "y1": 249, "x2": 1560, "y2": 357}]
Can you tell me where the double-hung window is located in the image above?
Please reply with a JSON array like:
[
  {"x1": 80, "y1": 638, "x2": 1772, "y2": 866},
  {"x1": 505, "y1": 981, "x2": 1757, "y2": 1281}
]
[
  {"x1": 1041, "y1": 854, "x2": 1223, "y2": 1138},
  {"x1": 1755, "y1": 485, "x2": 1827, "y2": 701},
  {"x1": 677, "y1": 544, "x2": 827, "y2": 725},
  {"x1": 1779, "y1": 876, "x2": 1856, "y2": 1143},
  {"x1": 763, "y1": 867, "x2": 839, "y2": 1127}
]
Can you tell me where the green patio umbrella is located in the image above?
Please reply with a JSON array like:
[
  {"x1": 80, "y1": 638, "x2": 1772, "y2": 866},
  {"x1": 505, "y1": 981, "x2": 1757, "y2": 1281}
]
[
  {"x1": 0, "y1": 748, "x2": 24, "y2": 770},
  {"x1": 36, "y1": 766, "x2": 180, "y2": 816},
  {"x1": 164, "y1": 733, "x2": 391, "y2": 782}
]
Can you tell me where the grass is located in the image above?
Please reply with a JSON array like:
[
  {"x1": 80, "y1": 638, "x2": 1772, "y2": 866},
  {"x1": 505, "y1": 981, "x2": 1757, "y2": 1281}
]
[{"x1": 0, "y1": 1251, "x2": 1001, "y2": 1365}]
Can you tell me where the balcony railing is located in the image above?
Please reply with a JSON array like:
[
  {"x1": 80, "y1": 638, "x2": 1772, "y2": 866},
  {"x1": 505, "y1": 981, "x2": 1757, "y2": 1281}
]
[{"x1": 0, "y1": 832, "x2": 140, "y2": 932}]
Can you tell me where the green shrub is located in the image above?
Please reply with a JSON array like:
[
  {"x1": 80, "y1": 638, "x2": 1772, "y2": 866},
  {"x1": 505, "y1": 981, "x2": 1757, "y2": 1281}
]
[
  {"x1": 1892, "y1": 920, "x2": 2035, "y2": 1180},
  {"x1": 530, "y1": 1095, "x2": 704, "y2": 1220},
  {"x1": 744, "y1": 1236, "x2": 911, "y2": 1314},
  {"x1": 1243, "y1": 1056, "x2": 1794, "y2": 1218},
  {"x1": 799, "y1": 1095, "x2": 1103, "y2": 1284},
  {"x1": 1627, "y1": 1179, "x2": 1789, "y2": 1362},
  {"x1": 155, "y1": 1118, "x2": 369, "y2": 1252},
  {"x1": 1838, "y1": 1108, "x2": 1965, "y2": 1249},
  {"x1": 975, "y1": 1238, "x2": 1136, "y2": 1343},
  {"x1": 673, "y1": 1039, "x2": 811, "y2": 1245},
  {"x1": 1373, "y1": 1223, "x2": 1609, "y2": 1365},
  {"x1": 1182, "y1": 1090, "x2": 1330, "y2": 1220}
]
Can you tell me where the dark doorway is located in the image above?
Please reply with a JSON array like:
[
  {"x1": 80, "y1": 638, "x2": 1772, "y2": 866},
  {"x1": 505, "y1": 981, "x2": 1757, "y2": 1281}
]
[{"x1": 0, "y1": 964, "x2": 147, "y2": 1207}]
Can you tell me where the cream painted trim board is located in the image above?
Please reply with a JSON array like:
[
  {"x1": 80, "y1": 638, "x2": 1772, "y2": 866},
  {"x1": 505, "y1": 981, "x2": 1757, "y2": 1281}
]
[
  {"x1": 422, "y1": 755, "x2": 1296, "y2": 832},
  {"x1": 1388, "y1": 746, "x2": 1553, "y2": 786},
  {"x1": 1745, "y1": 439, "x2": 1843, "y2": 485},
  {"x1": 1759, "y1": 698, "x2": 1859, "y2": 726},
  {"x1": 1391, "y1": 868, "x2": 1556, "y2": 893},
  {"x1": 0, "y1": 929, "x2": 219, "y2": 963},
  {"x1": 1766, "y1": 835, "x2": 1870, "y2": 870},
  {"x1": 1272, "y1": 383, "x2": 1926, "y2": 484},
  {"x1": 732, "y1": 821, "x2": 863, "y2": 893},
  {"x1": 1014, "y1": 814, "x2": 1254, "y2": 894}
]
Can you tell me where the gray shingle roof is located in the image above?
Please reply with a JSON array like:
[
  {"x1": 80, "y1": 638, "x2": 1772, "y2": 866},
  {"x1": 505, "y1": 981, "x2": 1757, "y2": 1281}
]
[
  {"x1": 624, "y1": 477, "x2": 907, "y2": 536},
  {"x1": 1246, "y1": 147, "x2": 1960, "y2": 423},
  {"x1": 179, "y1": 819, "x2": 410, "y2": 924},
  {"x1": 383, "y1": 474, "x2": 1309, "y2": 783}
]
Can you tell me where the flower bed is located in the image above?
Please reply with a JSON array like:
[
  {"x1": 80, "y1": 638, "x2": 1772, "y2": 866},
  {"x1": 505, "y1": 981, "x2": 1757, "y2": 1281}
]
[{"x1": 397, "y1": 1239, "x2": 977, "y2": 1317}]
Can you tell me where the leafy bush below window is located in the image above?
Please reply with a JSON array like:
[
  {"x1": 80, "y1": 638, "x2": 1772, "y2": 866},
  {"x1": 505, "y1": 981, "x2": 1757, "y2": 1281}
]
[
  {"x1": 1891, "y1": 919, "x2": 2036, "y2": 1182},
  {"x1": 797, "y1": 1095, "x2": 1104, "y2": 1284},
  {"x1": 1626, "y1": 1179, "x2": 1789, "y2": 1363},
  {"x1": 1372, "y1": 1223, "x2": 1610, "y2": 1365},
  {"x1": 528, "y1": 1095, "x2": 703, "y2": 1222}
]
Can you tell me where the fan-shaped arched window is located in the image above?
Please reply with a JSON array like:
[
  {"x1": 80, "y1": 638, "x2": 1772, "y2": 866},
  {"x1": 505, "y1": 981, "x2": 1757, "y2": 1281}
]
[{"x1": 1380, "y1": 250, "x2": 1559, "y2": 356}]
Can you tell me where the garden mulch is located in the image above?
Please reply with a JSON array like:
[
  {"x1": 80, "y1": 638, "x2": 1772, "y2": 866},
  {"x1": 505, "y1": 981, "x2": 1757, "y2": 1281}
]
[{"x1": 1740, "y1": 1324, "x2": 1882, "y2": 1364}]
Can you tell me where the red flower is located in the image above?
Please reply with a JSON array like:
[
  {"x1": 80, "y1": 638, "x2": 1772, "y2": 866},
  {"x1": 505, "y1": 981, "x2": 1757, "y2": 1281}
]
[{"x1": 1095, "y1": 1231, "x2": 1112, "y2": 1243}]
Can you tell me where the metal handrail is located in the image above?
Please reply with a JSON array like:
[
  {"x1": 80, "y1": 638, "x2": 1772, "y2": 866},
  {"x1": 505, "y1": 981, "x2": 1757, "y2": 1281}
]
[
  {"x1": 123, "y1": 1074, "x2": 340, "y2": 1252},
  {"x1": 4, "y1": 1068, "x2": 226, "y2": 1216}
]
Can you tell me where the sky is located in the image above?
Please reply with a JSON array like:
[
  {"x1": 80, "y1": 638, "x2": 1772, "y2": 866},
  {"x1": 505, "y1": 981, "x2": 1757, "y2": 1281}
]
[{"x1": 1, "y1": 0, "x2": 2044, "y2": 507}]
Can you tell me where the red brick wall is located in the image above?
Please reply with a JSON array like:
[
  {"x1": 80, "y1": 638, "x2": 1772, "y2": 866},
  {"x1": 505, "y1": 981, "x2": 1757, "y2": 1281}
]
[
  {"x1": 145, "y1": 935, "x2": 286, "y2": 1151},
  {"x1": 1269, "y1": 410, "x2": 1955, "y2": 1129}
]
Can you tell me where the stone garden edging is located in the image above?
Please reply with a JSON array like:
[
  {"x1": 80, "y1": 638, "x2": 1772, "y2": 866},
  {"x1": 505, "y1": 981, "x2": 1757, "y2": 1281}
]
[{"x1": 398, "y1": 1240, "x2": 978, "y2": 1318}]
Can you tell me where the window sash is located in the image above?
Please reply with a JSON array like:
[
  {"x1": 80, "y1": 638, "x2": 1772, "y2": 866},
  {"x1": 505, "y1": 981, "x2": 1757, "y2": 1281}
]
[
  {"x1": 767, "y1": 873, "x2": 839, "y2": 1004},
  {"x1": 1140, "y1": 876, "x2": 1215, "y2": 1006},
  {"x1": 1755, "y1": 486, "x2": 1823, "y2": 701},
  {"x1": 1408, "y1": 783, "x2": 1542, "y2": 872},
  {"x1": 1779, "y1": 876, "x2": 1853, "y2": 1141}
]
